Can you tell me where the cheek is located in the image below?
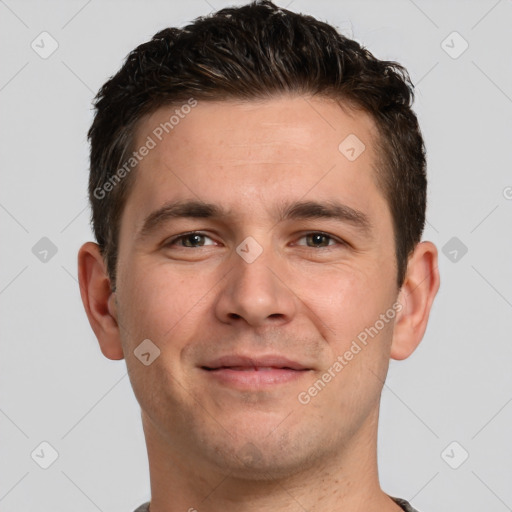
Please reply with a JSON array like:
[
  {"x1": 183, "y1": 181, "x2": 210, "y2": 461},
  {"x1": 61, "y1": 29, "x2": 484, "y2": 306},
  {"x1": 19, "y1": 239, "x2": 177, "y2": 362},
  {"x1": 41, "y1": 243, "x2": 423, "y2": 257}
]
[
  {"x1": 302, "y1": 263, "x2": 396, "y2": 353},
  {"x1": 302, "y1": 265, "x2": 374, "y2": 325},
  {"x1": 117, "y1": 264, "x2": 193, "y2": 340}
]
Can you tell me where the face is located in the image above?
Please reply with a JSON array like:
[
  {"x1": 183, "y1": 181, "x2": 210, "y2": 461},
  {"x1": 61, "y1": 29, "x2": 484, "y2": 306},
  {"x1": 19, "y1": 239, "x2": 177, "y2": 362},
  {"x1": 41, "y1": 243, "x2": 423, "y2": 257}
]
[{"x1": 113, "y1": 96, "x2": 401, "y2": 478}]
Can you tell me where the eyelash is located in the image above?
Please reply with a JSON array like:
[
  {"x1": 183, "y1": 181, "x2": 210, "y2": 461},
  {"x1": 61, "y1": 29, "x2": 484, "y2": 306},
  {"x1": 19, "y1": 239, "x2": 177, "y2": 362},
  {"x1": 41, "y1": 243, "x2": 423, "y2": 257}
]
[{"x1": 165, "y1": 231, "x2": 346, "y2": 249}]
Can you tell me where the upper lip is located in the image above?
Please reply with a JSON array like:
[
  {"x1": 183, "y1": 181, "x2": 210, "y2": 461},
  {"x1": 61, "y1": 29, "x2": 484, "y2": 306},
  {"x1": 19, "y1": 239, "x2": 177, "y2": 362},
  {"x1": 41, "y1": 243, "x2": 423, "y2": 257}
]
[{"x1": 201, "y1": 355, "x2": 310, "y2": 371}]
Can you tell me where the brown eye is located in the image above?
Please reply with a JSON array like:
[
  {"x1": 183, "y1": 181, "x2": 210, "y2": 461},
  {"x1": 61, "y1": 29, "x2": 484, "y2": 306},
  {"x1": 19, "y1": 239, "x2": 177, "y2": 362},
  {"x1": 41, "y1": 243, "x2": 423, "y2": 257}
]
[
  {"x1": 297, "y1": 232, "x2": 342, "y2": 248},
  {"x1": 166, "y1": 232, "x2": 215, "y2": 248},
  {"x1": 306, "y1": 233, "x2": 331, "y2": 247}
]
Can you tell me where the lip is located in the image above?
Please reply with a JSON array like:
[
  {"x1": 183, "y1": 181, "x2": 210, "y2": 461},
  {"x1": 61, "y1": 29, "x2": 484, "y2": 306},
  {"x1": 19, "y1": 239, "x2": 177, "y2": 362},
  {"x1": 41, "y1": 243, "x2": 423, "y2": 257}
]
[
  {"x1": 200, "y1": 355, "x2": 311, "y2": 389},
  {"x1": 201, "y1": 354, "x2": 310, "y2": 371}
]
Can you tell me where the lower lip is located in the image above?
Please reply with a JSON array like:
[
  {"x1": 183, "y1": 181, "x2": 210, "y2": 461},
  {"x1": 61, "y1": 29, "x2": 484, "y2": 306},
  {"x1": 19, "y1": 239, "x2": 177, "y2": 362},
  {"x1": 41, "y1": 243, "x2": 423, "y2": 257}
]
[{"x1": 202, "y1": 368, "x2": 310, "y2": 388}]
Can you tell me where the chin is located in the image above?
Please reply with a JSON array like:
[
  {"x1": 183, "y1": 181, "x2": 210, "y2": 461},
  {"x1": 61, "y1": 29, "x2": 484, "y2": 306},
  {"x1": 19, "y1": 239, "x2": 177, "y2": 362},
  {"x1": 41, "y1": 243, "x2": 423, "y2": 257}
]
[{"x1": 201, "y1": 429, "x2": 321, "y2": 481}]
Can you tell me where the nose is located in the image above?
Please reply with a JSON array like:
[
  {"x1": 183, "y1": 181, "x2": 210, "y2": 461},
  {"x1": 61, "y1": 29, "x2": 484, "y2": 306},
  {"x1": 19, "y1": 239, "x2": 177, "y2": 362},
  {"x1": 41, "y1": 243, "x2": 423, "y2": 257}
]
[{"x1": 214, "y1": 241, "x2": 297, "y2": 328}]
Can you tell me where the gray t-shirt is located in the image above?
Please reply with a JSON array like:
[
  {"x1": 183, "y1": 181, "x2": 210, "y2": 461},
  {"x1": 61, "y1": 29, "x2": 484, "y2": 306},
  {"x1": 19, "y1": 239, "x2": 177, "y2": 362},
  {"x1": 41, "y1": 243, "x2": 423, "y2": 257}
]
[{"x1": 134, "y1": 495, "x2": 420, "y2": 511}]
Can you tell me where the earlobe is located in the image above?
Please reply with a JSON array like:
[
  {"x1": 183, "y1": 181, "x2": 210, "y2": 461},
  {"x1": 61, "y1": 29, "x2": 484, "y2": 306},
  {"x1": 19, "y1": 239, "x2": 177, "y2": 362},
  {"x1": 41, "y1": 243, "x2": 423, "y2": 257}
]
[
  {"x1": 77, "y1": 242, "x2": 125, "y2": 361},
  {"x1": 390, "y1": 241, "x2": 440, "y2": 361}
]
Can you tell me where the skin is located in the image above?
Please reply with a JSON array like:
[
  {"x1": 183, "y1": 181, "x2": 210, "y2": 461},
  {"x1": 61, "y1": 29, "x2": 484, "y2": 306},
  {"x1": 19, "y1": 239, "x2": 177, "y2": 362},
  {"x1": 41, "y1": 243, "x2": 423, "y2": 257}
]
[{"x1": 78, "y1": 95, "x2": 439, "y2": 512}]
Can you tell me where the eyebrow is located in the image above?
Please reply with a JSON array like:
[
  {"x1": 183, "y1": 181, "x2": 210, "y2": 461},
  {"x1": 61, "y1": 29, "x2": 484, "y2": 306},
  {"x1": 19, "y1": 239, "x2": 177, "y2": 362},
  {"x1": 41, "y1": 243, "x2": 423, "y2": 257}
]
[{"x1": 137, "y1": 199, "x2": 373, "y2": 240}]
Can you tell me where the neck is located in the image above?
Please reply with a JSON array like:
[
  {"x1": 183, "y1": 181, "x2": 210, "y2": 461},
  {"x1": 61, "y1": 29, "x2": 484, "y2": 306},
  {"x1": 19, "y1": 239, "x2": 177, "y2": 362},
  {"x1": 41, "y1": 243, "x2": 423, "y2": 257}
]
[{"x1": 142, "y1": 405, "x2": 402, "y2": 512}]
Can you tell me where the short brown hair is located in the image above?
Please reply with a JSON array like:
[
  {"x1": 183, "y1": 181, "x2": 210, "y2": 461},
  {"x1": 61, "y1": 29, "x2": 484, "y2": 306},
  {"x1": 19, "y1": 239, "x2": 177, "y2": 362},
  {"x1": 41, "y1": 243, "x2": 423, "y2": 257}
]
[{"x1": 88, "y1": 0, "x2": 427, "y2": 289}]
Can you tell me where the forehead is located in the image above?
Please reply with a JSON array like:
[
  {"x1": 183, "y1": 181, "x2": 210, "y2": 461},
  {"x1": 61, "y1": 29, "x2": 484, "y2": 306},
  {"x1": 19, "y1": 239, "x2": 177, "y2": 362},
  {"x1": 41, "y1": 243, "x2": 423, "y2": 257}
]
[
  {"x1": 136, "y1": 96, "x2": 379, "y2": 168},
  {"x1": 122, "y1": 95, "x2": 389, "y2": 234}
]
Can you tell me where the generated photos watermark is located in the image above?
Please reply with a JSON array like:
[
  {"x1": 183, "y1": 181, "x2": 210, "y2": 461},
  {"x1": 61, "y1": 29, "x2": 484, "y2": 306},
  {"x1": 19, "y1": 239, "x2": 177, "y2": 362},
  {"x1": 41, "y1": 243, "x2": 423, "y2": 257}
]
[
  {"x1": 298, "y1": 300, "x2": 403, "y2": 405},
  {"x1": 93, "y1": 98, "x2": 198, "y2": 200}
]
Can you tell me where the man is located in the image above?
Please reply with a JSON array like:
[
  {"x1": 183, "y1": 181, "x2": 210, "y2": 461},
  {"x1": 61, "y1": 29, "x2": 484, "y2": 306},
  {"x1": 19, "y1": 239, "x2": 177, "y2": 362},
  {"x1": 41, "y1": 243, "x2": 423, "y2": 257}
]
[{"x1": 77, "y1": 1, "x2": 440, "y2": 511}]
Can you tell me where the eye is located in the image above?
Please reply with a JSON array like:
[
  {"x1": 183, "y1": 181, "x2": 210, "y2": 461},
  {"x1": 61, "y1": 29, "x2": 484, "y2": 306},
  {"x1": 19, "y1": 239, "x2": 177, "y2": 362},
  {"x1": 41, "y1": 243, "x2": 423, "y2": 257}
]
[
  {"x1": 163, "y1": 231, "x2": 345, "y2": 250},
  {"x1": 295, "y1": 232, "x2": 344, "y2": 248},
  {"x1": 165, "y1": 232, "x2": 216, "y2": 248}
]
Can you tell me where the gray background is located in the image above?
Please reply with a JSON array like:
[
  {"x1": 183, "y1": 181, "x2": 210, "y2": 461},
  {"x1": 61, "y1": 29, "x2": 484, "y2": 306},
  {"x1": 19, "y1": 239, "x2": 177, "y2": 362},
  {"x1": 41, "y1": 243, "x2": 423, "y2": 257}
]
[{"x1": 1, "y1": 0, "x2": 511, "y2": 510}]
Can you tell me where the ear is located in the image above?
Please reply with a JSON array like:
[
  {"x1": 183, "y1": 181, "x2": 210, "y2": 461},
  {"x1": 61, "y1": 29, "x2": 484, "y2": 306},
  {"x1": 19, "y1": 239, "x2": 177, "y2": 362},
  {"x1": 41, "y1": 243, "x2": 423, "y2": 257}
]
[
  {"x1": 77, "y1": 242, "x2": 124, "y2": 360},
  {"x1": 391, "y1": 241, "x2": 440, "y2": 360}
]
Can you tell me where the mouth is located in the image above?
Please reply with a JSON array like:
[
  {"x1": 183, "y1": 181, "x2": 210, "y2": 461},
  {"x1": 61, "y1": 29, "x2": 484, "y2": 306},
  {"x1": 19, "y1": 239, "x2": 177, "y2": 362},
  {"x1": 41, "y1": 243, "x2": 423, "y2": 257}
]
[
  {"x1": 200, "y1": 355, "x2": 311, "y2": 388},
  {"x1": 202, "y1": 354, "x2": 310, "y2": 371},
  {"x1": 204, "y1": 366, "x2": 305, "y2": 371}
]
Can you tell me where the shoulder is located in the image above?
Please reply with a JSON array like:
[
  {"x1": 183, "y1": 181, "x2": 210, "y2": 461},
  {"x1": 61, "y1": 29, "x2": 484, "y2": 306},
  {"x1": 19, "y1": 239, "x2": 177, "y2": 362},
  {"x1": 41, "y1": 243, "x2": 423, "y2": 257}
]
[
  {"x1": 133, "y1": 503, "x2": 150, "y2": 512},
  {"x1": 390, "y1": 496, "x2": 422, "y2": 512}
]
